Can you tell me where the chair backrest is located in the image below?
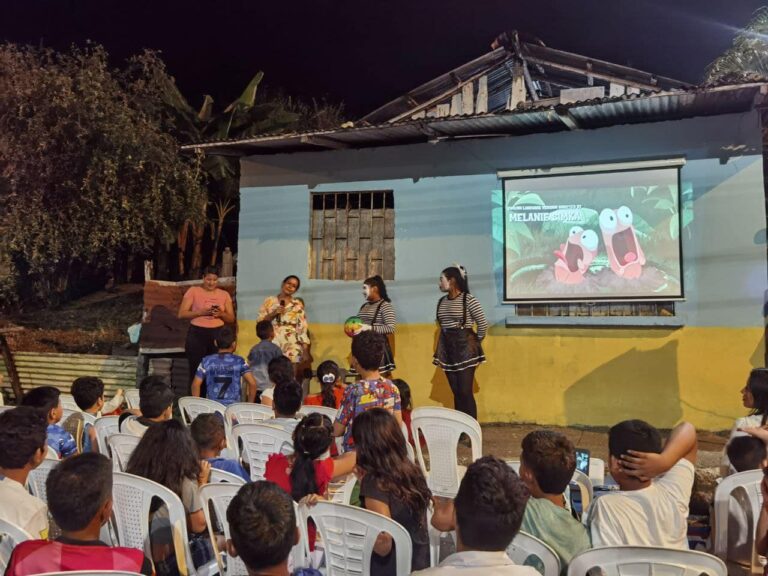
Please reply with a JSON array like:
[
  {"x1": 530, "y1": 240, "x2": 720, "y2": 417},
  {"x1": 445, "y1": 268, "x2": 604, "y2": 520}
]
[
  {"x1": 107, "y1": 434, "x2": 141, "y2": 472},
  {"x1": 208, "y1": 468, "x2": 247, "y2": 485},
  {"x1": 0, "y1": 406, "x2": 12, "y2": 414},
  {"x1": 712, "y1": 468, "x2": 763, "y2": 568},
  {"x1": 0, "y1": 517, "x2": 32, "y2": 573},
  {"x1": 588, "y1": 458, "x2": 605, "y2": 486},
  {"x1": 27, "y1": 459, "x2": 59, "y2": 504},
  {"x1": 124, "y1": 389, "x2": 141, "y2": 410},
  {"x1": 178, "y1": 397, "x2": 226, "y2": 426},
  {"x1": 199, "y1": 483, "x2": 307, "y2": 576},
  {"x1": 507, "y1": 531, "x2": 561, "y2": 576},
  {"x1": 224, "y1": 402, "x2": 273, "y2": 426},
  {"x1": 232, "y1": 423, "x2": 293, "y2": 481},
  {"x1": 45, "y1": 445, "x2": 60, "y2": 460},
  {"x1": 301, "y1": 500, "x2": 412, "y2": 576},
  {"x1": 111, "y1": 472, "x2": 196, "y2": 576},
  {"x1": 61, "y1": 410, "x2": 85, "y2": 454},
  {"x1": 60, "y1": 394, "x2": 81, "y2": 411},
  {"x1": 299, "y1": 404, "x2": 338, "y2": 420},
  {"x1": 411, "y1": 406, "x2": 482, "y2": 497},
  {"x1": 567, "y1": 546, "x2": 727, "y2": 576},
  {"x1": 328, "y1": 474, "x2": 357, "y2": 505},
  {"x1": 93, "y1": 416, "x2": 121, "y2": 454}
]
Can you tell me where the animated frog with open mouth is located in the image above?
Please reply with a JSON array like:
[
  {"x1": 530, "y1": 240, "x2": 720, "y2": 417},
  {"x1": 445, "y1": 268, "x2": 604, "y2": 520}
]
[
  {"x1": 599, "y1": 206, "x2": 646, "y2": 279},
  {"x1": 554, "y1": 226, "x2": 599, "y2": 284}
]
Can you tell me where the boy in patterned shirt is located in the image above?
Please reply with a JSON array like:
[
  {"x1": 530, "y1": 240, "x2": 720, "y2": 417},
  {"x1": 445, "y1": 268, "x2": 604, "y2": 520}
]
[
  {"x1": 192, "y1": 326, "x2": 257, "y2": 405},
  {"x1": 334, "y1": 331, "x2": 402, "y2": 452},
  {"x1": 21, "y1": 386, "x2": 77, "y2": 458}
]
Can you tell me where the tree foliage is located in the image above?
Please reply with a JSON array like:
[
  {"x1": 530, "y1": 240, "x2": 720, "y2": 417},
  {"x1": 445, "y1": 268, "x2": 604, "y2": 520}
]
[
  {"x1": 706, "y1": 7, "x2": 768, "y2": 82},
  {"x1": 0, "y1": 44, "x2": 207, "y2": 304}
]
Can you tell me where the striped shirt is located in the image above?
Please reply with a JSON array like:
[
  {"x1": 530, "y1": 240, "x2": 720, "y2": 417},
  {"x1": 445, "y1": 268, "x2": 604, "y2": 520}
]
[
  {"x1": 436, "y1": 293, "x2": 488, "y2": 339},
  {"x1": 358, "y1": 300, "x2": 396, "y2": 334}
]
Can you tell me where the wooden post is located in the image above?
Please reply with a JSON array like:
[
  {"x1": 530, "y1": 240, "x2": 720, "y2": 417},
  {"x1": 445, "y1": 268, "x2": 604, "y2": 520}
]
[
  {"x1": 0, "y1": 331, "x2": 23, "y2": 404},
  {"x1": 508, "y1": 63, "x2": 526, "y2": 110},
  {"x1": 476, "y1": 75, "x2": 488, "y2": 114},
  {"x1": 461, "y1": 83, "x2": 474, "y2": 116}
]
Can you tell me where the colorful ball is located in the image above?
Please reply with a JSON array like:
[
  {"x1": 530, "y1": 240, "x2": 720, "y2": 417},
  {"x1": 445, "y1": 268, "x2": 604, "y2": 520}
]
[{"x1": 344, "y1": 316, "x2": 363, "y2": 337}]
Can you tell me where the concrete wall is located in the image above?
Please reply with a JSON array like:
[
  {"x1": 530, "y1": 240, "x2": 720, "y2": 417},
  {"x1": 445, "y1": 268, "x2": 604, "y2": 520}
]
[{"x1": 236, "y1": 111, "x2": 766, "y2": 430}]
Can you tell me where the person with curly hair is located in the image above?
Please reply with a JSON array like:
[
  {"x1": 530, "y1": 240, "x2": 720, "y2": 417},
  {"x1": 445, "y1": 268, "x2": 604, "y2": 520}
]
[
  {"x1": 352, "y1": 408, "x2": 431, "y2": 574},
  {"x1": 354, "y1": 275, "x2": 397, "y2": 373}
]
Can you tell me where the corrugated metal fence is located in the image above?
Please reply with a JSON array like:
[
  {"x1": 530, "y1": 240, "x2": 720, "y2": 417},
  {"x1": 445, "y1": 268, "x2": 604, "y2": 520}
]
[{"x1": 0, "y1": 352, "x2": 137, "y2": 404}]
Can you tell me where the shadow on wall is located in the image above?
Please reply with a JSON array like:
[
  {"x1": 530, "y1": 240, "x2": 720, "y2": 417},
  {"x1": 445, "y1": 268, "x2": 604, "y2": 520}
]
[{"x1": 563, "y1": 341, "x2": 682, "y2": 428}]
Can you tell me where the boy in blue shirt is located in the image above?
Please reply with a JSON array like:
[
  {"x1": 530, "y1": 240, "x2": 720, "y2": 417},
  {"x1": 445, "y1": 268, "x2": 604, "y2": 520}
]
[
  {"x1": 191, "y1": 413, "x2": 250, "y2": 482},
  {"x1": 247, "y1": 320, "x2": 284, "y2": 403},
  {"x1": 21, "y1": 386, "x2": 77, "y2": 458},
  {"x1": 192, "y1": 326, "x2": 256, "y2": 405}
]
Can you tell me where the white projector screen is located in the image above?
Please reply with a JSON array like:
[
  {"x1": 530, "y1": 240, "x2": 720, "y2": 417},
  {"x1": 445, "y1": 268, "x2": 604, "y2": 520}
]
[{"x1": 503, "y1": 166, "x2": 684, "y2": 302}]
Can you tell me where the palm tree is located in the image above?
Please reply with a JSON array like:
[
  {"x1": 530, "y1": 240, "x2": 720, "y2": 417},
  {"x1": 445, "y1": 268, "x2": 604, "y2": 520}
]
[{"x1": 706, "y1": 7, "x2": 768, "y2": 82}]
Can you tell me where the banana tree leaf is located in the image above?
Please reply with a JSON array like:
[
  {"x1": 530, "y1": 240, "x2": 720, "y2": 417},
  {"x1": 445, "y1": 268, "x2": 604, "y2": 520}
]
[
  {"x1": 223, "y1": 71, "x2": 264, "y2": 113},
  {"x1": 198, "y1": 95, "x2": 214, "y2": 122}
]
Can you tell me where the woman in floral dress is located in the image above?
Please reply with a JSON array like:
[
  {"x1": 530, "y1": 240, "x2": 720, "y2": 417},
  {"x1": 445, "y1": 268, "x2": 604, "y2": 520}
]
[{"x1": 257, "y1": 275, "x2": 310, "y2": 377}]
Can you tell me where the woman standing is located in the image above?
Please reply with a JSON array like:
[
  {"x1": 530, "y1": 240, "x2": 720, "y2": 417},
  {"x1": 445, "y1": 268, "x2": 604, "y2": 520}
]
[
  {"x1": 258, "y1": 275, "x2": 310, "y2": 377},
  {"x1": 433, "y1": 265, "x2": 487, "y2": 419},
  {"x1": 178, "y1": 266, "x2": 235, "y2": 391},
  {"x1": 356, "y1": 275, "x2": 396, "y2": 373}
]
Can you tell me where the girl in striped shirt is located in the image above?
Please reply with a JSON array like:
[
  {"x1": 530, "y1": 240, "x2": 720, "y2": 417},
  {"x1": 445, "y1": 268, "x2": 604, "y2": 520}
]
[
  {"x1": 433, "y1": 265, "x2": 487, "y2": 419},
  {"x1": 356, "y1": 275, "x2": 397, "y2": 373}
]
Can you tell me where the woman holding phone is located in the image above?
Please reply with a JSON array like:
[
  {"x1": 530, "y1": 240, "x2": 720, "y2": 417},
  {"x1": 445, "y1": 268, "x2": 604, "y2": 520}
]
[
  {"x1": 178, "y1": 266, "x2": 235, "y2": 392},
  {"x1": 258, "y1": 275, "x2": 310, "y2": 375}
]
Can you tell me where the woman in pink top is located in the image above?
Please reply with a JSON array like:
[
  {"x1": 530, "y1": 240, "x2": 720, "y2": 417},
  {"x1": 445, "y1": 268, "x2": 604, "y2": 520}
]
[{"x1": 178, "y1": 266, "x2": 235, "y2": 392}]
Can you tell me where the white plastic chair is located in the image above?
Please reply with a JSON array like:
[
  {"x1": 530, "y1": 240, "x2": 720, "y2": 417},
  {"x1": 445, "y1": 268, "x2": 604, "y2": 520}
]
[
  {"x1": 199, "y1": 483, "x2": 307, "y2": 576},
  {"x1": 0, "y1": 517, "x2": 32, "y2": 573},
  {"x1": 0, "y1": 405, "x2": 12, "y2": 414},
  {"x1": 301, "y1": 500, "x2": 412, "y2": 576},
  {"x1": 300, "y1": 404, "x2": 338, "y2": 420},
  {"x1": 93, "y1": 415, "x2": 121, "y2": 454},
  {"x1": 507, "y1": 531, "x2": 561, "y2": 576},
  {"x1": 125, "y1": 389, "x2": 141, "y2": 410},
  {"x1": 328, "y1": 473, "x2": 357, "y2": 505},
  {"x1": 107, "y1": 434, "x2": 141, "y2": 471},
  {"x1": 60, "y1": 394, "x2": 80, "y2": 411},
  {"x1": 208, "y1": 468, "x2": 247, "y2": 485},
  {"x1": 178, "y1": 397, "x2": 226, "y2": 426},
  {"x1": 712, "y1": 469, "x2": 763, "y2": 574},
  {"x1": 111, "y1": 472, "x2": 201, "y2": 576},
  {"x1": 27, "y1": 459, "x2": 59, "y2": 504},
  {"x1": 588, "y1": 457, "x2": 606, "y2": 486},
  {"x1": 567, "y1": 546, "x2": 727, "y2": 576},
  {"x1": 232, "y1": 423, "x2": 293, "y2": 481},
  {"x1": 411, "y1": 407, "x2": 481, "y2": 498},
  {"x1": 224, "y1": 402, "x2": 273, "y2": 426},
  {"x1": 45, "y1": 445, "x2": 60, "y2": 460}
]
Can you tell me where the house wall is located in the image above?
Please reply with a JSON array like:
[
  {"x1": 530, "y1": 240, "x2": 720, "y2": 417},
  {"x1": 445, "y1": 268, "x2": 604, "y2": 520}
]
[{"x1": 236, "y1": 111, "x2": 766, "y2": 430}]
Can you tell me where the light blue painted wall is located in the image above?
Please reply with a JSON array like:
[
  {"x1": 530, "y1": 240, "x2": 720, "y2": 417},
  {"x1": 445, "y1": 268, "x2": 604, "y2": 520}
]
[{"x1": 238, "y1": 112, "x2": 767, "y2": 328}]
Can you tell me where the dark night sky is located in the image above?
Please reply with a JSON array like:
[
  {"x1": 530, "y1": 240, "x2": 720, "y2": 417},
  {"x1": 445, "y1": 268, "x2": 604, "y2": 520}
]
[{"x1": 2, "y1": 0, "x2": 767, "y2": 118}]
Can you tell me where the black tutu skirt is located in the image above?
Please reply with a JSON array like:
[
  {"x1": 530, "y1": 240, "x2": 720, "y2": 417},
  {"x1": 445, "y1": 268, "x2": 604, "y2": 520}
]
[{"x1": 433, "y1": 328, "x2": 485, "y2": 372}]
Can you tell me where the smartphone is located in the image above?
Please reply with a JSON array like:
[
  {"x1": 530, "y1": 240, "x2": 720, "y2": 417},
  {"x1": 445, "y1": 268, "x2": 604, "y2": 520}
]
[{"x1": 575, "y1": 448, "x2": 590, "y2": 475}]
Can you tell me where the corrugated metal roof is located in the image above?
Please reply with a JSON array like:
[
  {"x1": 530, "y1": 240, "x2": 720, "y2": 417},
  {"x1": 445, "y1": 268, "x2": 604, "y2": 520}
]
[{"x1": 183, "y1": 82, "x2": 767, "y2": 156}]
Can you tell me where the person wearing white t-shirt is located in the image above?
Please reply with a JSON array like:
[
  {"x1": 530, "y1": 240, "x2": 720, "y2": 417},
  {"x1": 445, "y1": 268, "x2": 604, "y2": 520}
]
[
  {"x1": 586, "y1": 419, "x2": 697, "y2": 549},
  {"x1": 0, "y1": 406, "x2": 50, "y2": 539},
  {"x1": 721, "y1": 369, "x2": 768, "y2": 477}
]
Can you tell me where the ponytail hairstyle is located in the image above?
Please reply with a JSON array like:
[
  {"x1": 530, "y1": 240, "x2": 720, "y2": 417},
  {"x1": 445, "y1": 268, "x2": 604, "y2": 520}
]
[
  {"x1": 289, "y1": 413, "x2": 334, "y2": 501},
  {"x1": 317, "y1": 360, "x2": 340, "y2": 408},
  {"x1": 442, "y1": 265, "x2": 470, "y2": 294},
  {"x1": 364, "y1": 275, "x2": 390, "y2": 303},
  {"x1": 747, "y1": 368, "x2": 768, "y2": 424}
]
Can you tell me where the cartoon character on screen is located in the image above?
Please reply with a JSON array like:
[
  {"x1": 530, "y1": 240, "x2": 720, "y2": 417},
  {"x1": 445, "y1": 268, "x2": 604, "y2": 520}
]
[
  {"x1": 553, "y1": 226, "x2": 599, "y2": 284},
  {"x1": 599, "y1": 206, "x2": 646, "y2": 279}
]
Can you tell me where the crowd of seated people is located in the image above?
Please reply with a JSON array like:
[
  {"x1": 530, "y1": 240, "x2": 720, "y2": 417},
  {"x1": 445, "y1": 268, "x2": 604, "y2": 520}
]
[{"x1": 3, "y1": 333, "x2": 768, "y2": 576}]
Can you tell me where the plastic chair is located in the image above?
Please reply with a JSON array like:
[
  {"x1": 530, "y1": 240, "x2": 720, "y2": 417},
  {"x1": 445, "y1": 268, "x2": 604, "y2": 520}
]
[
  {"x1": 45, "y1": 445, "x2": 60, "y2": 460},
  {"x1": 208, "y1": 468, "x2": 247, "y2": 485},
  {"x1": 567, "y1": 546, "x2": 727, "y2": 576},
  {"x1": 61, "y1": 410, "x2": 85, "y2": 454},
  {"x1": 199, "y1": 483, "x2": 307, "y2": 576},
  {"x1": 712, "y1": 469, "x2": 763, "y2": 574},
  {"x1": 507, "y1": 531, "x2": 561, "y2": 576},
  {"x1": 231, "y1": 423, "x2": 293, "y2": 481},
  {"x1": 300, "y1": 404, "x2": 338, "y2": 420},
  {"x1": 178, "y1": 397, "x2": 226, "y2": 426},
  {"x1": 60, "y1": 394, "x2": 80, "y2": 411},
  {"x1": 111, "y1": 472, "x2": 200, "y2": 576},
  {"x1": 93, "y1": 415, "x2": 121, "y2": 454},
  {"x1": 0, "y1": 406, "x2": 12, "y2": 414},
  {"x1": 300, "y1": 500, "x2": 412, "y2": 576},
  {"x1": 411, "y1": 407, "x2": 482, "y2": 498},
  {"x1": 0, "y1": 517, "x2": 32, "y2": 573},
  {"x1": 124, "y1": 389, "x2": 141, "y2": 410},
  {"x1": 328, "y1": 474, "x2": 357, "y2": 505},
  {"x1": 224, "y1": 403, "x2": 273, "y2": 426},
  {"x1": 588, "y1": 457, "x2": 606, "y2": 486},
  {"x1": 27, "y1": 459, "x2": 59, "y2": 504},
  {"x1": 107, "y1": 434, "x2": 141, "y2": 471}
]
